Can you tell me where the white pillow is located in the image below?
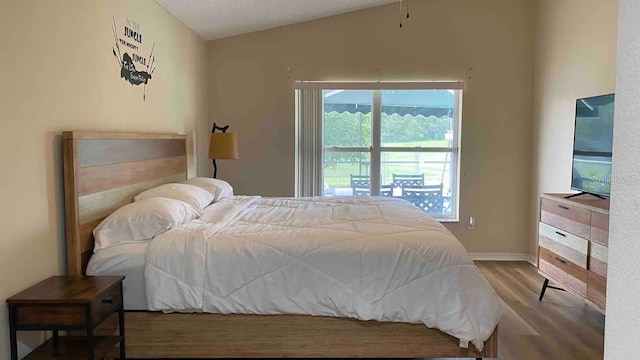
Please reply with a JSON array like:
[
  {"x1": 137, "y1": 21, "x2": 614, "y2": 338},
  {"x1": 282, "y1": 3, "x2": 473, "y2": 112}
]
[
  {"x1": 93, "y1": 198, "x2": 201, "y2": 251},
  {"x1": 183, "y1": 177, "x2": 234, "y2": 202},
  {"x1": 134, "y1": 183, "x2": 214, "y2": 210}
]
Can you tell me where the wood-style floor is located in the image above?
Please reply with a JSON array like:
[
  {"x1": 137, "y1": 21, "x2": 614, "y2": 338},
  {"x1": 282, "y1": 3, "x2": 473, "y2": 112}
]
[{"x1": 471, "y1": 261, "x2": 605, "y2": 360}]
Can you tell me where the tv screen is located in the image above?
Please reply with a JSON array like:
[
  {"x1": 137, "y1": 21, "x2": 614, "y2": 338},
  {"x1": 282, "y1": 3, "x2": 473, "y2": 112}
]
[{"x1": 571, "y1": 93, "x2": 615, "y2": 197}]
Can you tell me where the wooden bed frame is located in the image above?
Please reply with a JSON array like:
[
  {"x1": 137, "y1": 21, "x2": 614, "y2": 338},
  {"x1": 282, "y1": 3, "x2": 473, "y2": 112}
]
[{"x1": 62, "y1": 131, "x2": 498, "y2": 359}]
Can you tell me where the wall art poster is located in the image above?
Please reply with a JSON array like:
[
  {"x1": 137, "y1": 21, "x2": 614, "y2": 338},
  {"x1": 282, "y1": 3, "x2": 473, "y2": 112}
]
[{"x1": 111, "y1": 17, "x2": 156, "y2": 101}]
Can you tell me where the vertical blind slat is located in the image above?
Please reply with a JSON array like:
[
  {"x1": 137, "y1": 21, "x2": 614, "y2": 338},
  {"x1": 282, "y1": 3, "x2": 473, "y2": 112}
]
[{"x1": 296, "y1": 89, "x2": 323, "y2": 197}]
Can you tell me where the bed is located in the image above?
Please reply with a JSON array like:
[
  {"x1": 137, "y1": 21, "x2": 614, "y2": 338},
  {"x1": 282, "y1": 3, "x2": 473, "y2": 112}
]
[
  {"x1": 63, "y1": 131, "x2": 500, "y2": 359},
  {"x1": 87, "y1": 242, "x2": 149, "y2": 310}
]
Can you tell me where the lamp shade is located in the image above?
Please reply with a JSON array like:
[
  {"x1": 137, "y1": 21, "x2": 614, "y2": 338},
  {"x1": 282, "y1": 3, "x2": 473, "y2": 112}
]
[{"x1": 209, "y1": 133, "x2": 239, "y2": 159}]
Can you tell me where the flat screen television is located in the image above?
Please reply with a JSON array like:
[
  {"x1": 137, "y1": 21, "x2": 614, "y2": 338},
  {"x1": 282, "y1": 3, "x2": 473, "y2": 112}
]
[{"x1": 570, "y1": 93, "x2": 615, "y2": 197}]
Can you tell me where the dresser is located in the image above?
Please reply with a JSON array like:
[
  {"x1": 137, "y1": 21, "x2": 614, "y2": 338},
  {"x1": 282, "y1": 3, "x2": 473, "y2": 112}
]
[{"x1": 537, "y1": 193, "x2": 609, "y2": 312}]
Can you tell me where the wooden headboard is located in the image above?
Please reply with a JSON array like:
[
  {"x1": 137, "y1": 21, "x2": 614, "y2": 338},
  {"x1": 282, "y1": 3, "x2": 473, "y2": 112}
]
[{"x1": 63, "y1": 131, "x2": 187, "y2": 276}]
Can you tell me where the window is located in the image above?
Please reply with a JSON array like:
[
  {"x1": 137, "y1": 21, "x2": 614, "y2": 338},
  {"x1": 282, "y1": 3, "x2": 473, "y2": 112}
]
[{"x1": 296, "y1": 82, "x2": 462, "y2": 221}]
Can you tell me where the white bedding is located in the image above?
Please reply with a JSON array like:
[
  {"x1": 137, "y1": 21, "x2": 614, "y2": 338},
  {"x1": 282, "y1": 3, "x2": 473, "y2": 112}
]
[
  {"x1": 87, "y1": 242, "x2": 149, "y2": 310},
  {"x1": 144, "y1": 196, "x2": 502, "y2": 351}
]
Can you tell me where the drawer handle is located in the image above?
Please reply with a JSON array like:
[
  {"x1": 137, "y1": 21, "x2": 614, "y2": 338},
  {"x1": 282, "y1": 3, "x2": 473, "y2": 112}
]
[
  {"x1": 555, "y1": 231, "x2": 567, "y2": 237},
  {"x1": 102, "y1": 298, "x2": 113, "y2": 304},
  {"x1": 555, "y1": 256, "x2": 567, "y2": 264},
  {"x1": 558, "y1": 205, "x2": 570, "y2": 210}
]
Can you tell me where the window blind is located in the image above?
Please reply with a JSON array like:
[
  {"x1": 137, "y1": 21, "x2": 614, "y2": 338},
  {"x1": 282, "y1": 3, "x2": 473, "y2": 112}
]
[{"x1": 295, "y1": 88, "x2": 323, "y2": 197}]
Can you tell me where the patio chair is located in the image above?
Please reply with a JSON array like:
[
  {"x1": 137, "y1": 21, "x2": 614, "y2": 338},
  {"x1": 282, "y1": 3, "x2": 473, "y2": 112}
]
[
  {"x1": 353, "y1": 186, "x2": 394, "y2": 197},
  {"x1": 350, "y1": 175, "x2": 395, "y2": 197},
  {"x1": 401, "y1": 184, "x2": 444, "y2": 214},
  {"x1": 352, "y1": 187, "x2": 371, "y2": 196},
  {"x1": 351, "y1": 175, "x2": 370, "y2": 196},
  {"x1": 380, "y1": 185, "x2": 394, "y2": 197},
  {"x1": 392, "y1": 174, "x2": 425, "y2": 188},
  {"x1": 350, "y1": 174, "x2": 370, "y2": 187}
]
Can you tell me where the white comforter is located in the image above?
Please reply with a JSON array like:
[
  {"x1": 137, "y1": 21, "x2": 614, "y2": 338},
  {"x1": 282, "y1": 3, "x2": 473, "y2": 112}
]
[{"x1": 145, "y1": 196, "x2": 502, "y2": 350}]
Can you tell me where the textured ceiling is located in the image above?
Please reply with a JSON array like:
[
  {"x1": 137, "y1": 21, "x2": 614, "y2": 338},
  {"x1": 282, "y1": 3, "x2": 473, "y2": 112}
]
[{"x1": 155, "y1": 0, "x2": 397, "y2": 40}]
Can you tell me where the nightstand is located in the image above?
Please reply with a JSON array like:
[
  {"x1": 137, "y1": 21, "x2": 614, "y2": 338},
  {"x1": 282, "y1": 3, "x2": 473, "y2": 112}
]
[{"x1": 6, "y1": 276, "x2": 125, "y2": 360}]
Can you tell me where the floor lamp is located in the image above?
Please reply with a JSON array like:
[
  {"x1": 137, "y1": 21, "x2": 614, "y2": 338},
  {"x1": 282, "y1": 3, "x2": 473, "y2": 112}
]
[{"x1": 209, "y1": 123, "x2": 239, "y2": 178}]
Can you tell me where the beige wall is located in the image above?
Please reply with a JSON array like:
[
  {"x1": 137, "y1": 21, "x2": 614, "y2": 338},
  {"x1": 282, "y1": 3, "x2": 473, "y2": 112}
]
[
  {"x1": 206, "y1": 0, "x2": 536, "y2": 255},
  {"x1": 530, "y1": 0, "x2": 618, "y2": 256},
  {"x1": 0, "y1": 0, "x2": 206, "y2": 356}
]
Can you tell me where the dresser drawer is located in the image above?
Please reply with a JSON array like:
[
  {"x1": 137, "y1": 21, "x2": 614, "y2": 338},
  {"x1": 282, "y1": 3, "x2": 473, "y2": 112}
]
[
  {"x1": 589, "y1": 242, "x2": 608, "y2": 278},
  {"x1": 540, "y1": 198, "x2": 591, "y2": 239},
  {"x1": 587, "y1": 271, "x2": 606, "y2": 311},
  {"x1": 590, "y1": 212, "x2": 609, "y2": 246},
  {"x1": 539, "y1": 247, "x2": 587, "y2": 297},
  {"x1": 538, "y1": 222, "x2": 588, "y2": 268}
]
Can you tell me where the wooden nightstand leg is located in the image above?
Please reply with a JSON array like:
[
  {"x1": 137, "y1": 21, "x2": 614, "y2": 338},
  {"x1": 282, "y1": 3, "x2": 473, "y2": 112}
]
[
  {"x1": 86, "y1": 306, "x2": 95, "y2": 360},
  {"x1": 119, "y1": 283, "x2": 125, "y2": 360},
  {"x1": 8, "y1": 306, "x2": 17, "y2": 360},
  {"x1": 52, "y1": 330, "x2": 59, "y2": 347},
  {"x1": 119, "y1": 306, "x2": 126, "y2": 359}
]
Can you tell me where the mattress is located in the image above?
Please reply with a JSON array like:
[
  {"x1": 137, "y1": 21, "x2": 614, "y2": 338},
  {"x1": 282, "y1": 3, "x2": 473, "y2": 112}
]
[
  {"x1": 86, "y1": 241, "x2": 149, "y2": 310},
  {"x1": 145, "y1": 196, "x2": 502, "y2": 351}
]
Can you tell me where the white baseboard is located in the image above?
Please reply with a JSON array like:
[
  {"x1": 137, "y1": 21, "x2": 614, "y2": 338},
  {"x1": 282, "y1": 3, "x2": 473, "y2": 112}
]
[{"x1": 470, "y1": 253, "x2": 537, "y2": 266}]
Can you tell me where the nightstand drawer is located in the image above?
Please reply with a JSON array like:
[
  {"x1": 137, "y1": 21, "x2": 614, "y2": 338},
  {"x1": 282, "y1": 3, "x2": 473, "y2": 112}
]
[
  {"x1": 539, "y1": 247, "x2": 587, "y2": 297},
  {"x1": 92, "y1": 285, "x2": 122, "y2": 325},
  {"x1": 540, "y1": 198, "x2": 591, "y2": 239},
  {"x1": 538, "y1": 222, "x2": 588, "y2": 268},
  {"x1": 14, "y1": 305, "x2": 86, "y2": 327}
]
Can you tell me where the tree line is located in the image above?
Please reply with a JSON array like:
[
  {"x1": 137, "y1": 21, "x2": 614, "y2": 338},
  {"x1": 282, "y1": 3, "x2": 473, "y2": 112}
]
[{"x1": 324, "y1": 111, "x2": 452, "y2": 166}]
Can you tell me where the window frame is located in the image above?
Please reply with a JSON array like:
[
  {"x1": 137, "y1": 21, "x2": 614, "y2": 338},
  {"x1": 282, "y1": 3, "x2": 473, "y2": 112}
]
[{"x1": 296, "y1": 81, "x2": 463, "y2": 222}]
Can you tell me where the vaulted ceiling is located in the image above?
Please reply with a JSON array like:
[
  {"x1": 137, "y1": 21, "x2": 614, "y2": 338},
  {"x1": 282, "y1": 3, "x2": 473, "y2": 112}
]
[{"x1": 155, "y1": 0, "x2": 397, "y2": 40}]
